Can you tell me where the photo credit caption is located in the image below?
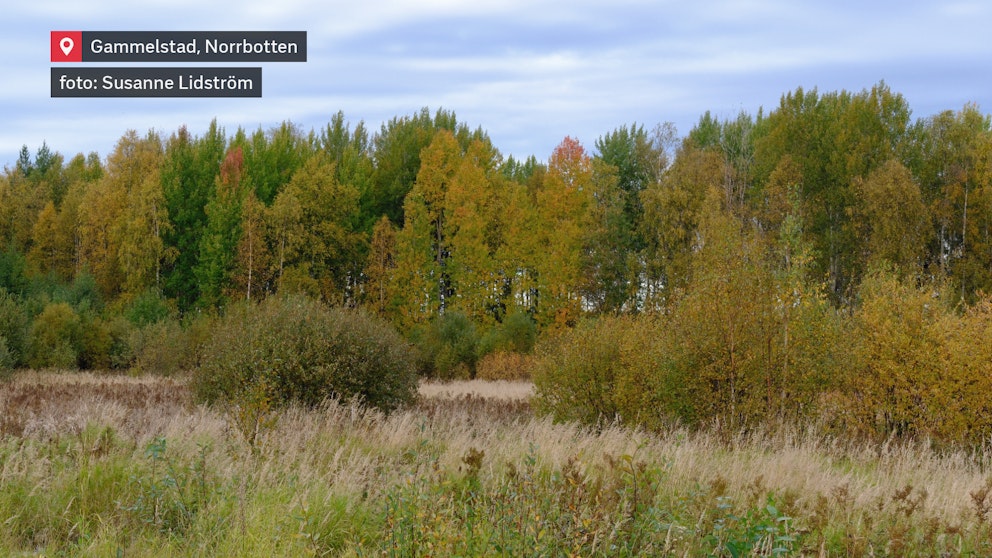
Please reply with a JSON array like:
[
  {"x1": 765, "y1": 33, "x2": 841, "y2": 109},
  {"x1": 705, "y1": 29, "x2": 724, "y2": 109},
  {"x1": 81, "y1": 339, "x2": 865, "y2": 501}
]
[{"x1": 52, "y1": 68, "x2": 262, "y2": 98}]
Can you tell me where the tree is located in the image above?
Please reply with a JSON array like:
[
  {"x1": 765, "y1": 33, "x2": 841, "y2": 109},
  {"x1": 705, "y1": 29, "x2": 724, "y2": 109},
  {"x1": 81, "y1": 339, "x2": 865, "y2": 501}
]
[
  {"x1": 853, "y1": 159, "x2": 931, "y2": 273},
  {"x1": 196, "y1": 146, "x2": 246, "y2": 307},
  {"x1": 363, "y1": 215, "x2": 397, "y2": 317},
  {"x1": 111, "y1": 132, "x2": 172, "y2": 295},
  {"x1": 445, "y1": 139, "x2": 507, "y2": 324},
  {"x1": 270, "y1": 152, "x2": 365, "y2": 304},
  {"x1": 579, "y1": 159, "x2": 633, "y2": 313},
  {"x1": 27, "y1": 201, "x2": 73, "y2": 280},
  {"x1": 532, "y1": 137, "x2": 593, "y2": 328},
  {"x1": 904, "y1": 105, "x2": 992, "y2": 301},
  {"x1": 161, "y1": 122, "x2": 225, "y2": 309},
  {"x1": 753, "y1": 82, "x2": 911, "y2": 302},
  {"x1": 230, "y1": 191, "x2": 271, "y2": 301},
  {"x1": 389, "y1": 130, "x2": 462, "y2": 327},
  {"x1": 639, "y1": 145, "x2": 724, "y2": 309},
  {"x1": 78, "y1": 130, "x2": 166, "y2": 297},
  {"x1": 592, "y1": 123, "x2": 672, "y2": 312}
]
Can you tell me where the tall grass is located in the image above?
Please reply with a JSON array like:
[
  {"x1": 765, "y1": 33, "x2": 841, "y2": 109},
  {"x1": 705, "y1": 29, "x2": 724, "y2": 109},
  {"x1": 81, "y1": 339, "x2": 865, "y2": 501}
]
[{"x1": 1, "y1": 372, "x2": 991, "y2": 555}]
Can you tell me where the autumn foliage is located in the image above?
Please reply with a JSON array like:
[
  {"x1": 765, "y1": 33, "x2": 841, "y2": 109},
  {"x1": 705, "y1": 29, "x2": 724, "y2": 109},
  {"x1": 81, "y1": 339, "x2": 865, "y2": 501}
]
[{"x1": 2, "y1": 87, "x2": 992, "y2": 444}]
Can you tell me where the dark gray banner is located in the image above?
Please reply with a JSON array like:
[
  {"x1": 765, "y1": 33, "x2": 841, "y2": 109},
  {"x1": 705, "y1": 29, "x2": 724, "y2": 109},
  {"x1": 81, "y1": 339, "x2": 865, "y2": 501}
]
[
  {"x1": 80, "y1": 32, "x2": 306, "y2": 62},
  {"x1": 51, "y1": 67, "x2": 262, "y2": 97}
]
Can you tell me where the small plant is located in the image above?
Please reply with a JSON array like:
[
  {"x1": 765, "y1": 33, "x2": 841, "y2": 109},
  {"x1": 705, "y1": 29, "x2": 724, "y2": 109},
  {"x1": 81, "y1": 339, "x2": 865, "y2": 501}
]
[{"x1": 121, "y1": 437, "x2": 218, "y2": 535}]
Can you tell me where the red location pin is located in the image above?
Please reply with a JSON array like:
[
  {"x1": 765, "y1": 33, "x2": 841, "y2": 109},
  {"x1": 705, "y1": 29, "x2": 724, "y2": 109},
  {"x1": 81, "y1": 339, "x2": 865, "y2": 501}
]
[{"x1": 51, "y1": 31, "x2": 82, "y2": 62}]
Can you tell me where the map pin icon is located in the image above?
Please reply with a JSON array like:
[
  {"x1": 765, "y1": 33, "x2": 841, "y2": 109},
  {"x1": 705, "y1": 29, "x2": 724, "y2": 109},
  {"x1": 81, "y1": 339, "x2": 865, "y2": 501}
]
[{"x1": 60, "y1": 37, "x2": 74, "y2": 56}]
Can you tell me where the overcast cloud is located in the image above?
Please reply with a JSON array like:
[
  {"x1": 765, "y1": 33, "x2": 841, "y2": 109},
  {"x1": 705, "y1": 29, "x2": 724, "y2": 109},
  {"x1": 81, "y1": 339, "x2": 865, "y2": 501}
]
[{"x1": 3, "y1": 0, "x2": 991, "y2": 166}]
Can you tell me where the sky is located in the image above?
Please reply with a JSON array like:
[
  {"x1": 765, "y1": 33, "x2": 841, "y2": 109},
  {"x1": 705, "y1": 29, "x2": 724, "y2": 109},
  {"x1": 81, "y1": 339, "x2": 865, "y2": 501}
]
[{"x1": 3, "y1": 0, "x2": 992, "y2": 168}]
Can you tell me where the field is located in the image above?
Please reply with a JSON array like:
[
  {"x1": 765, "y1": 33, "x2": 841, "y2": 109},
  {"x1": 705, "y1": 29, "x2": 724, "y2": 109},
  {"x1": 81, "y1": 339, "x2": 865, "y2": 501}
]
[{"x1": 2, "y1": 372, "x2": 992, "y2": 556}]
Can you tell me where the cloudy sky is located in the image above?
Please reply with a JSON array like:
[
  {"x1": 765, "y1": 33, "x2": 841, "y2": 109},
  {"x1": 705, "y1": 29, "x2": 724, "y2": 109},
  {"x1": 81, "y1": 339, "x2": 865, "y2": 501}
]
[{"x1": 3, "y1": 0, "x2": 991, "y2": 167}]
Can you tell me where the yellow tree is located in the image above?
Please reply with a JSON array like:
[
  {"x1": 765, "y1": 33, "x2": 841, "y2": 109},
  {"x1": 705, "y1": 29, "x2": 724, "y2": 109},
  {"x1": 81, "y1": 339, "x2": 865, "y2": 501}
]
[
  {"x1": 110, "y1": 131, "x2": 172, "y2": 295},
  {"x1": 853, "y1": 159, "x2": 931, "y2": 274},
  {"x1": 269, "y1": 152, "x2": 364, "y2": 304},
  {"x1": 27, "y1": 201, "x2": 73, "y2": 280},
  {"x1": 445, "y1": 139, "x2": 506, "y2": 324},
  {"x1": 639, "y1": 145, "x2": 724, "y2": 310},
  {"x1": 531, "y1": 136, "x2": 594, "y2": 328},
  {"x1": 229, "y1": 191, "x2": 271, "y2": 301},
  {"x1": 391, "y1": 130, "x2": 461, "y2": 327},
  {"x1": 363, "y1": 215, "x2": 397, "y2": 317}
]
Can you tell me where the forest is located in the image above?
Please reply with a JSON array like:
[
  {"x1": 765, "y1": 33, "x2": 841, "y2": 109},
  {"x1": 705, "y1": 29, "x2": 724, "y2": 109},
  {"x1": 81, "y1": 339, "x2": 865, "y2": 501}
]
[{"x1": 2, "y1": 81, "x2": 992, "y2": 443}]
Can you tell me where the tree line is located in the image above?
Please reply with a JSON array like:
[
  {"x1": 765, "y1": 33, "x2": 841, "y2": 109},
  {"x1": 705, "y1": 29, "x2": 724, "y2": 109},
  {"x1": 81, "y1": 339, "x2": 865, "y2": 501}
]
[{"x1": 1, "y1": 83, "x2": 991, "y2": 372}]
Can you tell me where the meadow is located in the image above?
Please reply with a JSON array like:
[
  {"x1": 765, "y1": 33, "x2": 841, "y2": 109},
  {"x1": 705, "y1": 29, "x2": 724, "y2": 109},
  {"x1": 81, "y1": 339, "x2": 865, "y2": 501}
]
[{"x1": 1, "y1": 372, "x2": 992, "y2": 556}]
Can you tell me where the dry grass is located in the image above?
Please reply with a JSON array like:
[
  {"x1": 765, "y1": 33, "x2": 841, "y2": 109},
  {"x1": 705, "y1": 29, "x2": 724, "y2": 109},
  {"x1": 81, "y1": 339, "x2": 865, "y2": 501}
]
[
  {"x1": 2, "y1": 371, "x2": 991, "y2": 555},
  {"x1": 419, "y1": 378, "x2": 534, "y2": 401}
]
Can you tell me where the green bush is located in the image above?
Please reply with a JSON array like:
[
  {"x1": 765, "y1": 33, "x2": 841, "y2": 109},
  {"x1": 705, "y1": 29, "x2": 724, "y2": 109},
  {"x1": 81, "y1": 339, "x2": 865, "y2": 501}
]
[
  {"x1": 0, "y1": 289, "x2": 28, "y2": 367},
  {"x1": 130, "y1": 319, "x2": 188, "y2": 375},
  {"x1": 123, "y1": 288, "x2": 175, "y2": 327},
  {"x1": 414, "y1": 311, "x2": 480, "y2": 379},
  {"x1": 0, "y1": 336, "x2": 12, "y2": 376},
  {"x1": 77, "y1": 312, "x2": 114, "y2": 370},
  {"x1": 193, "y1": 294, "x2": 417, "y2": 412},
  {"x1": 478, "y1": 310, "x2": 537, "y2": 357},
  {"x1": 26, "y1": 302, "x2": 80, "y2": 369}
]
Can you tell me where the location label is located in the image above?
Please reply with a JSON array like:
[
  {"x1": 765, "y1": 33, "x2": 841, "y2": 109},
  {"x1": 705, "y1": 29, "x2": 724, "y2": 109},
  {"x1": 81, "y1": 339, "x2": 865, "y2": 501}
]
[{"x1": 51, "y1": 31, "x2": 82, "y2": 62}]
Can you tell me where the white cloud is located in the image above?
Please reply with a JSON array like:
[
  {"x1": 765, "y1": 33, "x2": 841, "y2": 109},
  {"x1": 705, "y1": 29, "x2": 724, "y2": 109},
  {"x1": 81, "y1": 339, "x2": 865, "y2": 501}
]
[{"x1": 2, "y1": 0, "x2": 991, "y2": 165}]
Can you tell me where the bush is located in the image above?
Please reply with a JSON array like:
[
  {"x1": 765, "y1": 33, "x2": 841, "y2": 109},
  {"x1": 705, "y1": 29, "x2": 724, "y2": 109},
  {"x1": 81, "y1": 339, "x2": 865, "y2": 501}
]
[
  {"x1": 193, "y1": 294, "x2": 417, "y2": 412},
  {"x1": 414, "y1": 311, "x2": 480, "y2": 380},
  {"x1": 26, "y1": 302, "x2": 80, "y2": 369},
  {"x1": 478, "y1": 310, "x2": 537, "y2": 357},
  {"x1": 0, "y1": 336, "x2": 12, "y2": 377},
  {"x1": 475, "y1": 351, "x2": 535, "y2": 381},
  {"x1": 130, "y1": 319, "x2": 188, "y2": 375},
  {"x1": 77, "y1": 313, "x2": 113, "y2": 370},
  {"x1": 0, "y1": 289, "x2": 28, "y2": 367},
  {"x1": 831, "y1": 271, "x2": 992, "y2": 445},
  {"x1": 123, "y1": 288, "x2": 175, "y2": 327},
  {"x1": 533, "y1": 316, "x2": 681, "y2": 428}
]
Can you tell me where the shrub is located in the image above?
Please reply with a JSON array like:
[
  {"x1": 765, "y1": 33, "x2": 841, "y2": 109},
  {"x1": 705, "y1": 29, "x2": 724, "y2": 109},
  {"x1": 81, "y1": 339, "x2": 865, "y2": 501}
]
[
  {"x1": 833, "y1": 271, "x2": 992, "y2": 445},
  {"x1": 533, "y1": 316, "x2": 681, "y2": 428},
  {"x1": 475, "y1": 351, "x2": 535, "y2": 381},
  {"x1": 414, "y1": 311, "x2": 480, "y2": 379},
  {"x1": 76, "y1": 313, "x2": 113, "y2": 370},
  {"x1": 193, "y1": 294, "x2": 417, "y2": 412},
  {"x1": 0, "y1": 336, "x2": 12, "y2": 377},
  {"x1": 123, "y1": 288, "x2": 174, "y2": 327},
  {"x1": 26, "y1": 302, "x2": 80, "y2": 369},
  {"x1": 0, "y1": 289, "x2": 28, "y2": 367},
  {"x1": 130, "y1": 319, "x2": 188, "y2": 375},
  {"x1": 477, "y1": 310, "x2": 537, "y2": 357}
]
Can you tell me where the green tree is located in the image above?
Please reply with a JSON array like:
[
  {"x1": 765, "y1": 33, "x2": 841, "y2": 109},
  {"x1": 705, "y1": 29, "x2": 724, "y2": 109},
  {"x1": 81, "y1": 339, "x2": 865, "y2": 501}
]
[
  {"x1": 271, "y1": 152, "x2": 365, "y2": 304},
  {"x1": 753, "y1": 82, "x2": 911, "y2": 302},
  {"x1": 904, "y1": 105, "x2": 992, "y2": 301},
  {"x1": 592, "y1": 123, "x2": 672, "y2": 312},
  {"x1": 161, "y1": 122, "x2": 225, "y2": 310},
  {"x1": 196, "y1": 147, "x2": 246, "y2": 307}
]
